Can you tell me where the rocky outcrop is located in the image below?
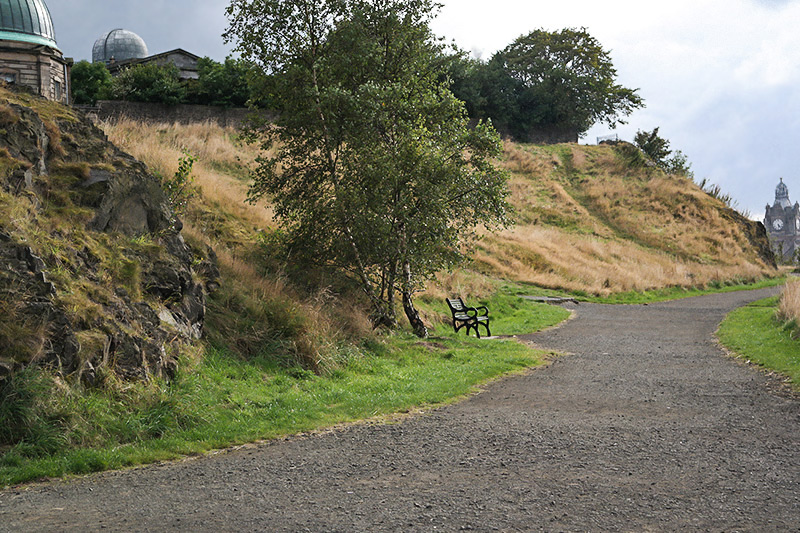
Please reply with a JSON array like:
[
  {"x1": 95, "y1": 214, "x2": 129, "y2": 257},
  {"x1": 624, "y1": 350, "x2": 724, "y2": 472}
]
[{"x1": 0, "y1": 87, "x2": 217, "y2": 384}]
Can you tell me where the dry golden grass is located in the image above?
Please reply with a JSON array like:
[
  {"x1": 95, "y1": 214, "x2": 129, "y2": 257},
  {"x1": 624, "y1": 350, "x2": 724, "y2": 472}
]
[
  {"x1": 779, "y1": 279, "x2": 800, "y2": 326},
  {"x1": 102, "y1": 118, "x2": 275, "y2": 231},
  {"x1": 484, "y1": 142, "x2": 775, "y2": 295},
  {"x1": 101, "y1": 118, "x2": 379, "y2": 368}
]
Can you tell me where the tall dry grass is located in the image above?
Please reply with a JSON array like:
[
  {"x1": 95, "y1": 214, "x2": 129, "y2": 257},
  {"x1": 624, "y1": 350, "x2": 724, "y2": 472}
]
[
  {"x1": 102, "y1": 118, "x2": 275, "y2": 231},
  {"x1": 486, "y1": 142, "x2": 775, "y2": 296},
  {"x1": 779, "y1": 279, "x2": 800, "y2": 332},
  {"x1": 100, "y1": 119, "x2": 776, "y2": 338}
]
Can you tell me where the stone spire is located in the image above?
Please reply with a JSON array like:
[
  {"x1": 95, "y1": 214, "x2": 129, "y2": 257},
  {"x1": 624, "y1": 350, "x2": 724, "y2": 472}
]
[{"x1": 774, "y1": 178, "x2": 791, "y2": 209}]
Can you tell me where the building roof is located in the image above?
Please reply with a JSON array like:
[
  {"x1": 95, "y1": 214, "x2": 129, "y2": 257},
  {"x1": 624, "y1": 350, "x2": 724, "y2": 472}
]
[
  {"x1": 105, "y1": 49, "x2": 201, "y2": 79},
  {"x1": 92, "y1": 29, "x2": 148, "y2": 64},
  {"x1": 0, "y1": 0, "x2": 57, "y2": 49}
]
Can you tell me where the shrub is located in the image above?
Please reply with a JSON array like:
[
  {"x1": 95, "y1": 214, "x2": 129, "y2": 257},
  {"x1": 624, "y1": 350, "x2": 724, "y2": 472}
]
[
  {"x1": 109, "y1": 63, "x2": 185, "y2": 105},
  {"x1": 70, "y1": 60, "x2": 112, "y2": 105}
]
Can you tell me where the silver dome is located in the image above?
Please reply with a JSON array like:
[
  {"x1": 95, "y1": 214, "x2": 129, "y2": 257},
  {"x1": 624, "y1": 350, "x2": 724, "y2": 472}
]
[{"x1": 92, "y1": 29, "x2": 148, "y2": 64}]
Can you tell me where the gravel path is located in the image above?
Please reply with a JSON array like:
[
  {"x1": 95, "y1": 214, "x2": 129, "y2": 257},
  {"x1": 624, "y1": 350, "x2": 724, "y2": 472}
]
[{"x1": 1, "y1": 287, "x2": 798, "y2": 532}]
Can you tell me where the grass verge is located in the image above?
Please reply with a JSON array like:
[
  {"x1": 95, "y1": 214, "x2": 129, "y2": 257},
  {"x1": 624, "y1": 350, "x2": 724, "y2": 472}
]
[
  {"x1": 717, "y1": 296, "x2": 800, "y2": 390},
  {"x1": 499, "y1": 276, "x2": 785, "y2": 305},
  {"x1": 0, "y1": 297, "x2": 568, "y2": 488}
]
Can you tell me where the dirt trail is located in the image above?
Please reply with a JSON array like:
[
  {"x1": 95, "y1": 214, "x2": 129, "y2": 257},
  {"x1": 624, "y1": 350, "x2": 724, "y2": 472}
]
[{"x1": 1, "y1": 287, "x2": 798, "y2": 532}]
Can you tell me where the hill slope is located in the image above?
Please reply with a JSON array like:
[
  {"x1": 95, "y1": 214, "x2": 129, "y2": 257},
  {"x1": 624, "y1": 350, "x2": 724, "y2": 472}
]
[
  {"x1": 0, "y1": 91, "x2": 780, "y2": 485},
  {"x1": 102, "y1": 121, "x2": 774, "y2": 303},
  {"x1": 476, "y1": 142, "x2": 774, "y2": 295},
  {"x1": 0, "y1": 88, "x2": 214, "y2": 383}
]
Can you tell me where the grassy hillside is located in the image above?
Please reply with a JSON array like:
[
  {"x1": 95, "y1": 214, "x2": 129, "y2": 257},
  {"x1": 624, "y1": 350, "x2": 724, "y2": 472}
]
[
  {"x1": 104, "y1": 120, "x2": 775, "y2": 305},
  {"x1": 477, "y1": 142, "x2": 774, "y2": 296},
  {"x1": 717, "y1": 278, "x2": 800, "y2": 391}
]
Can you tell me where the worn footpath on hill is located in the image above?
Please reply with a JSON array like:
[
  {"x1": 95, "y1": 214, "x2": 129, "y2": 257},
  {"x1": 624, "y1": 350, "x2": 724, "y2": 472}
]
[{"x1": 1, "y1": 287, "x2": 798, "y2": 532}]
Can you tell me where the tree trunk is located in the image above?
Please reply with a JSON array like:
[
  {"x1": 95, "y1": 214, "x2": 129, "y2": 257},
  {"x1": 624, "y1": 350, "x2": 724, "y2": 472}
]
[
  {"x1": 402, "y1": 260, "x2": 428, "y2": 338},
  {"x1": 402, "y1": 289, "x2": 428, "y2": 338}
]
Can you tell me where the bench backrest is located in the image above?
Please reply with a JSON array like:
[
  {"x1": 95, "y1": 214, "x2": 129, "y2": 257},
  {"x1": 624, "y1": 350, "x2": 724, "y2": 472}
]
[{"x1": 446, "y1": 298, "x2": 467, "y2": 313}]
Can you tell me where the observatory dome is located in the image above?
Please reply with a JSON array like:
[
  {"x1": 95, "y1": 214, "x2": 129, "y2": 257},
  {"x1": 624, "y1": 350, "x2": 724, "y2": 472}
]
[
  {"x1": 0, "y1": 0, "x2": 57, "y2": 48},
  {"x1": 92, "y1": 29, "x2": 148, "y2": 64}
]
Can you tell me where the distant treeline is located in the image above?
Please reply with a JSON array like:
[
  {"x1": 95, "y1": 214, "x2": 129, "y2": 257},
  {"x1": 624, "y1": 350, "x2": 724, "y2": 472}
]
[
  {"x1": 71, "y1": 28, "x2": 643, "y2": 144},
  {"x1": 70, "y1": 57, "x2": 275, "y2": 109}
]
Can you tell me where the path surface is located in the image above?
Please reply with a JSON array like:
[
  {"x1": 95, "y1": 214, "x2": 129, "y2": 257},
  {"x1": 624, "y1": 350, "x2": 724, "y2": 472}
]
[{"x1": 2, "y1": 288, "x2": 798, "y2": 532}]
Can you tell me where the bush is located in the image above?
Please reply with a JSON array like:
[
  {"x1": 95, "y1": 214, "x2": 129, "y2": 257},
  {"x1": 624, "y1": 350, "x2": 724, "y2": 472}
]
[
  {"x1": 185, "y1": 57, "x2": 252, "y2": 108},
  {"x1": 109, "y1": 63, "x2": 185, "y2": 105},
  {"x1": 70, "y1": 60, "x2": 112, "y2": 105},
  {"x1": 0, "y1": 369, "x2": 66, "y2": 457}
]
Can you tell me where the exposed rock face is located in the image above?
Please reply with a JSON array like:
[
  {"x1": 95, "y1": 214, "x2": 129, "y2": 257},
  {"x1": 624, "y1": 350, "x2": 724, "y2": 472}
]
[
  {"x1": 719, "y1": 207, "x2": 777, "y2": 269},
  {"x1": 0, "y1": 88, "x2": 217, "y2": 383}
]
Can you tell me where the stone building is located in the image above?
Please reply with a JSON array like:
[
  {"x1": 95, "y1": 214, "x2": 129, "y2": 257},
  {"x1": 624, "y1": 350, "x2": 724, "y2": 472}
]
[
  {"x1": 764, "y1": 178, "x2": 800, "y2": 262},
  {"x1": 0, "y1": 0, "x2": 71, "y2": 103},
  {"x1": 93, "y1": 28, "x2": 200, "y2": 81}
]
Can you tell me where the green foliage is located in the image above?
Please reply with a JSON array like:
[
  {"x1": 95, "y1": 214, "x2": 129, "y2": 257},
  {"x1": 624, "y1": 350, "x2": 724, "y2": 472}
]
[
  {"x1": 161, "y1": 151, "x2": 197, "y2": 224},
  {"x1": 0, "y1": 369, "x2": 65, "y2": 456},
  {"x1": 185, "y1": 57, "x2": 254, "y2": 107},
  {"x1": 447, "y1": 28, "x2": 644, "y2": 141},
  {"x1": 634, "y1": 127, "x2": 693, "y2": 176},
  {"x1": 69, "y1": 60, "x2": 112, "y2": 105},
  {"x1": 226, "y1": 0, "x2": 509, "y2": 333},
  {"x1": 717, "y1": 296, "x2": 800, "y2": 390},
  {"x1": 634, "y1": 127, "x2": 670, "y2": 164},
  {"x1": 109, "y1": 63, "x2": 186, "y2": 105}
]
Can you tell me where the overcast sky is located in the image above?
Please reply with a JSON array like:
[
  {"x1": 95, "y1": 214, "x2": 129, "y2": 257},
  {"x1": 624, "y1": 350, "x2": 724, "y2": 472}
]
[{"x1": 48, "y1": 0, "x2": 800, "y2": 218}]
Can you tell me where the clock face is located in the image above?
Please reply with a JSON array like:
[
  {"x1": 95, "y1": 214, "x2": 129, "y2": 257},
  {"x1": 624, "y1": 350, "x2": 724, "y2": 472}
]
[{"x1": 773, "y1": 219, "x2": 784, "y2": 231}]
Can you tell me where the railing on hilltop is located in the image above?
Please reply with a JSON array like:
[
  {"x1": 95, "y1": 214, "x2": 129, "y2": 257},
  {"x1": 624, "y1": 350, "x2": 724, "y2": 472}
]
[{"x1": 596, "y1": 134, "x2": 619, "y2": 145}]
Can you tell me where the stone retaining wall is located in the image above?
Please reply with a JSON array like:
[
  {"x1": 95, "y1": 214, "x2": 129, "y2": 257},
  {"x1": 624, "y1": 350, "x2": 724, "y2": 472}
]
[{"x1": 76, "y1": 100, "x2": 274, "y2": 128}]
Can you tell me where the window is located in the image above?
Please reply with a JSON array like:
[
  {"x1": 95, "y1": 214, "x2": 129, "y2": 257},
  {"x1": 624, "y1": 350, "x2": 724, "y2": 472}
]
[
  {"x1": 0, "y1": 72, "x2": 17, "y2": 84},
  {"x1": 54, "y1": 81, "x2": 61, "y2": 101}
]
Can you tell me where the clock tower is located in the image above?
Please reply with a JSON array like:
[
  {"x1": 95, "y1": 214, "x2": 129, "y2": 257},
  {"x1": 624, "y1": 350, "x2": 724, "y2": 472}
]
[{"x1": 764, "y1": 178, "x2": 800, "y2": 262}]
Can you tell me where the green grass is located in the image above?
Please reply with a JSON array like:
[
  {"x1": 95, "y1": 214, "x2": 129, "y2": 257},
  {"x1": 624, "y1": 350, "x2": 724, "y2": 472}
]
[
  {"x1": 577, "y1": 277, "x2": 785, "y2": 305},
  {"x1": 496, "y1": 276, "x2": 785, "y2": 306},
  {"x1": 717, "y1": 296, "x2": 800, "y2": 390},
  {"x1": 0, "y1": 299, "x2": 567, "y2": 487},
  {"x1": 421, "y1": 285, "x2": 572, "y2": 338},
  {"x1": 717, "y1": 296, "x2": 800, "y2": 391}
]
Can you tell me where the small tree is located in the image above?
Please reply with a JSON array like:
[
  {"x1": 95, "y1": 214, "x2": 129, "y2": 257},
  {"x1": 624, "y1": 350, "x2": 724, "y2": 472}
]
[
  {"x1": 634, "y1": 127, "x2": 692, "y2": 177},
  {"x1": 226, "y1": 0, "x2": 509, "y2": 336},
  {"x1": 109, "y1": 63, "x2": 185, "y2": 105},
  {"x1": 70, "y1": 60, "x2": 112, "y2": 105},
  {"x1": 162, "y1": 151, "x2": 197, "y2": 226}
]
